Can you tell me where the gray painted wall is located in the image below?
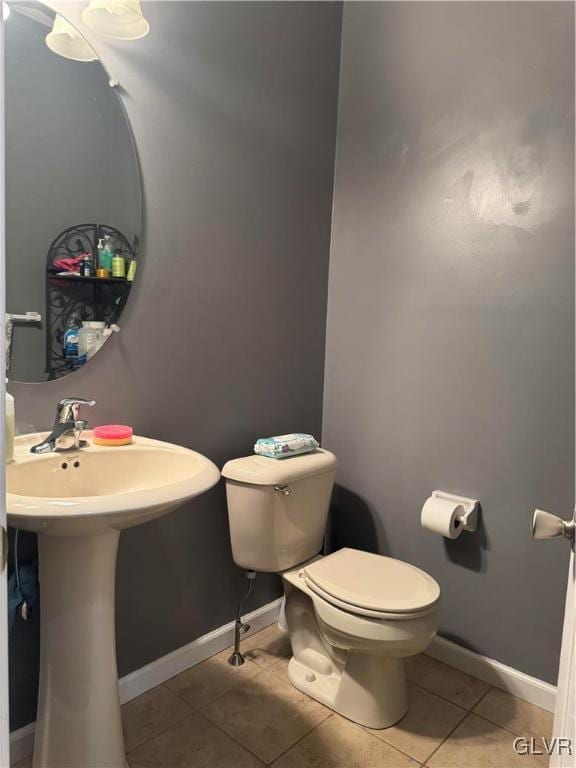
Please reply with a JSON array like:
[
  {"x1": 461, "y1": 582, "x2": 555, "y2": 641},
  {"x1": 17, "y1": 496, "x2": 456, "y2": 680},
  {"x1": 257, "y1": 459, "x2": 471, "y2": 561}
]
[
  {"x1": 5, "y1": 10, "x2": 140, "y2": 382},
  {"x1": 323, "y1": 1, "x2": 574, "y2": 683},
  {"x1": 8, "y1": 1, "x2": 342, "y2": 729}
]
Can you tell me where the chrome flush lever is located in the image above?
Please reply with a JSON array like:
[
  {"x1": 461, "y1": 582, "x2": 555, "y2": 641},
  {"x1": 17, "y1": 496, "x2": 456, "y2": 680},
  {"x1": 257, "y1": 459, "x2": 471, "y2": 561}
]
[{"x1": 532, "y1": 509, "x2": 575, "y2": 543}]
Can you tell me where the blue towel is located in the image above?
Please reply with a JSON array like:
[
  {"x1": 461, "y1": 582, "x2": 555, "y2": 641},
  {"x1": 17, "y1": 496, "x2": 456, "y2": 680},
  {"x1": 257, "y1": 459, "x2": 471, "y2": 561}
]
[
  {"x1": 8, "y1": 563, "x2": 38, "y2": 628},
  {"x1": 254, "y1": 433, "x2": 319, "y2": 459}
]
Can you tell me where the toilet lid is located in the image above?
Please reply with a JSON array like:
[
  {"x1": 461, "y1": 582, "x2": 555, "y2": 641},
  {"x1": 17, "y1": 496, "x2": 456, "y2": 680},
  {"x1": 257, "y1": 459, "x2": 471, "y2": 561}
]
[{"x1": 304, "y1": 548, "x2": 440, "y2": 615}]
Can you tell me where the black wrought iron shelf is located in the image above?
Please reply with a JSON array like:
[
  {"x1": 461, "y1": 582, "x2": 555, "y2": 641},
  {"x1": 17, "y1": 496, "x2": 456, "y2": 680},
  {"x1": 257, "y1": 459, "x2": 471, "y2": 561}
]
[
  {"x1": 45, "y1": 223, "x2": 134, "y2": 380},
  {"x1": 47, "y1": 270, "x2": 130, "y2": 286}
]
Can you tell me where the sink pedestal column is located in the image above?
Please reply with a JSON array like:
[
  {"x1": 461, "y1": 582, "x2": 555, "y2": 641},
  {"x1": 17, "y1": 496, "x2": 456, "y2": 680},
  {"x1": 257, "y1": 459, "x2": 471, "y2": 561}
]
[{"x1": 34, "y1": 530, "x2": 126, "y2": 768}]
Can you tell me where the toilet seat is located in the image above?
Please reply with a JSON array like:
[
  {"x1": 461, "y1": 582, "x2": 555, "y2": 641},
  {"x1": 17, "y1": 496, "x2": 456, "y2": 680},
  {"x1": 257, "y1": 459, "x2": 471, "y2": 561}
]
[
  {"x1": 305, "y1": 579, "x2": 438, "y2": 620},
  {"x1": 303, "y1": 548, "x2": 440, "y2": 620}
]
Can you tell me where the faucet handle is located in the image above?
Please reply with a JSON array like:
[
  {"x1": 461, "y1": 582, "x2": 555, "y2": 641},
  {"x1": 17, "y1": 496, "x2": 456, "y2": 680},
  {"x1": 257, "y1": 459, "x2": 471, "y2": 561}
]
[
  {"x1": 57, "y1": 398, "x2": 96, "y2": 422},
  {"x1": 59, "y1": 398, "x2": 96, "y2": 407}
]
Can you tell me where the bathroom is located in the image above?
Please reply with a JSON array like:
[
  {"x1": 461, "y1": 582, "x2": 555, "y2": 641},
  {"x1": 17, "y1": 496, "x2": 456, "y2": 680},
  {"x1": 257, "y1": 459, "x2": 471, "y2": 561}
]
[{"x1": 0, "y1": 0, "x2": 574, "y2": 766}]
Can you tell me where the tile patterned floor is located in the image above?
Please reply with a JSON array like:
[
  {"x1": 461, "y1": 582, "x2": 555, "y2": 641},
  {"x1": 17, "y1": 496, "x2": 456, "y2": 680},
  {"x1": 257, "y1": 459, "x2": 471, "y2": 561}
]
[{"x1": 15, "y1": 624, "x2": 555, "y2": 768}]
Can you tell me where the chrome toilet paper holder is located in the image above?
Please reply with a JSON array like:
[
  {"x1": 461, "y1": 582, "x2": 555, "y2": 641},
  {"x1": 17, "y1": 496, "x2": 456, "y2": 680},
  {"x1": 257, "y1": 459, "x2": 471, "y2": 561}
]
[{"x1": 431, "y1": 490, "x2": 479, "y2": 533}]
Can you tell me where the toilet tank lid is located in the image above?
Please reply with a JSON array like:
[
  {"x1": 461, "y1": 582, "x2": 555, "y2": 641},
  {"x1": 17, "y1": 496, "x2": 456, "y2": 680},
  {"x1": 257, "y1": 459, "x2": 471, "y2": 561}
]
[{"x1": 222, "y1": 448, "x2": 337, "y2": 485}]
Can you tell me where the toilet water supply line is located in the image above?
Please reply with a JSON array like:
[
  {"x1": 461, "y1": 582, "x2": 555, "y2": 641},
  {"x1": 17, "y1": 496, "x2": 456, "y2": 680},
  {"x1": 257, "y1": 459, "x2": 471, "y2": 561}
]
[{"x1": 228, "y1": 570, "x2": 257, "y2": 666}]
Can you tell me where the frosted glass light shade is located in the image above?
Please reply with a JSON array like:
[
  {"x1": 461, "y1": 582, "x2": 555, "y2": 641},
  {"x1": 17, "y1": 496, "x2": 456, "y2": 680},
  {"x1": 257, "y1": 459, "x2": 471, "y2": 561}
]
[
  {"x1": 46, "y1": 14, "x2": 98, "y2": 62},
  {"x1": 81, "y1": 0, "x2": 149, "y2": 41}
]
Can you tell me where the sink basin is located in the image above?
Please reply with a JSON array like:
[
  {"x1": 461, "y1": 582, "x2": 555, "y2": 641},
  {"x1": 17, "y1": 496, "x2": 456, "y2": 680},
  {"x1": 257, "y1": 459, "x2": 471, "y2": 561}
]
[
  {"x1": 7, "y1": 432, "x2": 220, "y2": 768},
  {"x1": 8, "y1": 432, "x2": 220, "y2": 535}
]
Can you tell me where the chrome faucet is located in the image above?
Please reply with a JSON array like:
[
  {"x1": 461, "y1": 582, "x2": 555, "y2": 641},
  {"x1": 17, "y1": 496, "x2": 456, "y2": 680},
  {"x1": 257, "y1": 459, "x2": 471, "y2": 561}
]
[{"x1": 31, "y1": 398, "x2": 96, "y2": 454}]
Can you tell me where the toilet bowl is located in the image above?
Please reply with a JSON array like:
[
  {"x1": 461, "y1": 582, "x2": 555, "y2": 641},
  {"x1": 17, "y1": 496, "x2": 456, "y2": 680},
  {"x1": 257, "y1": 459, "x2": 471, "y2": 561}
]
[
  {"x1": 282, "y1": 548, "x2": 439, "y2": 728},
  {"x1": 222, "y1": 449, "x2": 441, "y2": 729}
]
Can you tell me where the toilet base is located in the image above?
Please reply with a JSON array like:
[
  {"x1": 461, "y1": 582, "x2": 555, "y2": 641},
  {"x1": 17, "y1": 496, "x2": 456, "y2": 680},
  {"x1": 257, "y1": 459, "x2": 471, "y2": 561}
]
[{"x1": 287, "y1": 652, "x2": 408, "y2": 730}]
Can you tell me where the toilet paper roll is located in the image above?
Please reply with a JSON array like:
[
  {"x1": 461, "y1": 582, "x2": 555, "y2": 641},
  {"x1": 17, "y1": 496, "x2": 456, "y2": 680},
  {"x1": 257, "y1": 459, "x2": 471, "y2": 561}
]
[{"x1": 421, "y1": 496, "x2": 465, "y2": 539}]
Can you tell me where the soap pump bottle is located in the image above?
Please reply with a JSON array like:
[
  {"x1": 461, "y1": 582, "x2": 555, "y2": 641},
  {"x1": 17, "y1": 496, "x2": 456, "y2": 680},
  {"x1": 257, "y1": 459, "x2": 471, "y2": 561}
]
[
  {"x1": 96, "y1": 238, "x2": 105, "y2": 276},
  {"x1": 5, "y1": 381, "x2": 14, "y2": 462},
  {"x1": 97, "y1": 236, "x2": 113, "y2": 277}
]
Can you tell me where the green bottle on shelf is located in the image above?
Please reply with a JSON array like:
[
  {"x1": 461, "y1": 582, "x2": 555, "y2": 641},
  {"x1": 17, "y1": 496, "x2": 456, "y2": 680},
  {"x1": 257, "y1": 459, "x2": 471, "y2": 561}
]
[
  {"x1": 98, "y1": 236, "x2": 113, "y2": 273},
  {"x1": 112, "y1": 249, "x2": 126, "y2": 278}
]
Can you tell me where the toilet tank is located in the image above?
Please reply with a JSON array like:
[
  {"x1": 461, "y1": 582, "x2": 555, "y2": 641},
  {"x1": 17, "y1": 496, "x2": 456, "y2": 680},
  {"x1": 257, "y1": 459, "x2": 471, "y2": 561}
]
[{"x1": 222, "y1": 449, "x2": 337, "y2": 572}]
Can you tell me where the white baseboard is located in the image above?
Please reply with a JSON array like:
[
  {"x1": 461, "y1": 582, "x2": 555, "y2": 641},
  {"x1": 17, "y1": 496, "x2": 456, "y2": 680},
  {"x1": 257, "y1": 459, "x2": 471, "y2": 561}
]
[
  {"x1": 427, "y1": 635, "x2": 557, "y2": 712},
  {"x1": 9, "y1": 597, "x2": 283, "y2": 765},
  {"x1": 118, "y1": 597, "x2": 283, "y2": 705},
  {"x1": 10, "y1": 605, "x2": 558, "y2": 763}
]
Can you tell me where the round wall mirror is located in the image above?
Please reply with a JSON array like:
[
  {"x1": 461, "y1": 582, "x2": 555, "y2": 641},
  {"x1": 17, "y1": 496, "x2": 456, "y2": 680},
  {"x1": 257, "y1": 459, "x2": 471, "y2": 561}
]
[{"x1": 5, "y1": 1, "x2": 142, "y2": 383}]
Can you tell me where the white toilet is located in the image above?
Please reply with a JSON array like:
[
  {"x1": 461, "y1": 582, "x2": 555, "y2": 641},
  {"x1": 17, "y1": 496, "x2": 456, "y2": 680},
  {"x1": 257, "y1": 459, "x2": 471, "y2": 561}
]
[{"x1": 222, "y1": 449, "x2": 440, "y2": 729}]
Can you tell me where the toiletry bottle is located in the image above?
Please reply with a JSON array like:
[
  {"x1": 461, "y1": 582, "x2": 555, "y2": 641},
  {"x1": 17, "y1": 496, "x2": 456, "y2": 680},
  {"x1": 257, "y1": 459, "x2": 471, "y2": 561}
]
[
  {"x1": 97, "y1": 236, "x2": 113, "y2": 276},
  {"x1": 63, "y1": 315, "x2": 84, "y2": 364},
  {"x1": 5, "y1": 382, "x2": 15, "y2": 462},
  {"x1": 112, "y1": 249, "x2": 126, "y2": 278},
  {"x1": 127, "y1": 255, "x2": 137, "y2": 282},
  {"x1": 80, "y1": 251, "x2": 94, "y2": 277},
  {"x1": 96, "y1": 238, "x2": 106, "y2": 276},
  {"x1": 103, "y1": 237, "x2": 114, "y2": 270},
  {"x1": 81, "y1": 321, "x2": 106, "y2": 360},
  {"x1": 78, "y1": 322, "x2": 90, "y2": 361}
]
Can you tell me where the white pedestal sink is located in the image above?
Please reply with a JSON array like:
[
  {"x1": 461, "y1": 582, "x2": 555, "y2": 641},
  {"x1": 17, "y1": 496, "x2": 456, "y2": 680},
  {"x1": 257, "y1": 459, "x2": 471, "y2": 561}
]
[{"x1": 7, "y1": 433, "x2": 220, "y2": 768}]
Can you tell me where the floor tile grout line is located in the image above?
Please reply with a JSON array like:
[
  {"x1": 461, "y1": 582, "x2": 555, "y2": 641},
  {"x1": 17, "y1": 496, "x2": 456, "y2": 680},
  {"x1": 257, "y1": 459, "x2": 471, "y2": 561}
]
[
  {"x1": 269, "y1": 703, "x2": 424, "y2": 767},
  {"x1": 193, "y1": 710, "x2": 272, "y2": 766},
  {"x1": 421, "y1": 695, "x2": 549, "y2": 768},
  {"x1": 407, "y1": 679, "x2": 472, "y2": 712},
  {"x1": 124, "y1": 708, "x2": 200, "y2": 757},
  {"x1": 200, "y1": 698, "x2": 332, "y2": 766},
  {"x1": 194, "y1": 663, "x2": 333, "y2": 766},
  {"x1": 249, "y1": 656, "x2": 290, "y2": 673},
  {"x1": 423, "y1": 713, "x2": 552, "y2": 768},
  {"x1": 267, "y1": 712, "x2": 334, "y2": 766},
  {"x1": 360, "y1": 723, "x2": 438, "y2": 765},
  {"x1": 408, "y1": 678, "x2": 489, "y2": 712},
  {"x1": 471, "y1": 709, "x2": 550, "y2": 742},
  {"x1": 266, "y1": 659, "x2": 290, "y2": 681},
  {"x1": 161, "y1": 664, "x2": 267, "y2": 717},
  {"x1": 125, "y1": 655, "x2": 269, "y2": 756},
  {"x1": 362, "y1": 710, "x2": 468, "y2": 766},
  {"x1": 419, "y1": 704, "x2": 473, "y2": 766},
  {"x1": 126, "y1": 692, "x2": 272, "y2": 766},
  {"x1": 470, "y1": 685, "x2": 493, "y2": 711}
]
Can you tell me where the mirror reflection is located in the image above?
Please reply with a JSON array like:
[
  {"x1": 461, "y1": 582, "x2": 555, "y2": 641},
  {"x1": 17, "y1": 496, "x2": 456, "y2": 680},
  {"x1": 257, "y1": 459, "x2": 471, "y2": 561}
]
[{"x1": 5, "y1": 2, "x2": 142, "y2": 382}]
